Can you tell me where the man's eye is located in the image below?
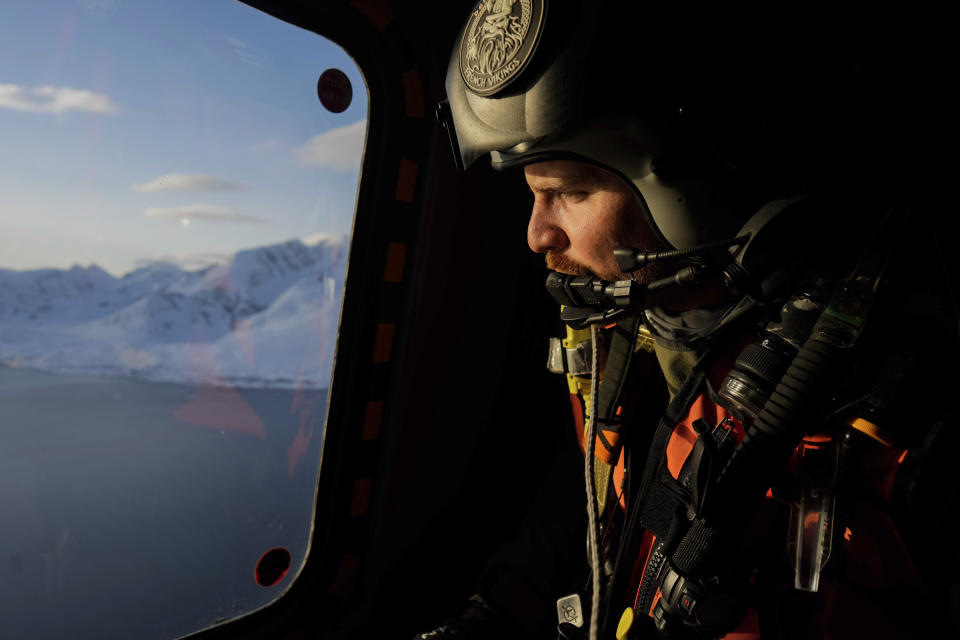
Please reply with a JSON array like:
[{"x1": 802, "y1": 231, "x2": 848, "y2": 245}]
[{"x1": 560, "y1": 191, "x2": 588, "y2": 201}]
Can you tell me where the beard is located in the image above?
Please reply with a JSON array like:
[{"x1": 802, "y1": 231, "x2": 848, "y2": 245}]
[{"x1": 545, "y1": 251, "x2": 662, "y2": 284}]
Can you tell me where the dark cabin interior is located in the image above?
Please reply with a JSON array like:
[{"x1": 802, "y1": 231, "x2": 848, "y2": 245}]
[{"x1": 182, "y1": 3, "x2": 954, "y2": 639}]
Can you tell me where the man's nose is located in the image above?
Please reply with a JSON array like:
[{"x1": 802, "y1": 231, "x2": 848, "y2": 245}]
[{"x1": 527, "y1": 199, "x2": 568, "y2": 254}]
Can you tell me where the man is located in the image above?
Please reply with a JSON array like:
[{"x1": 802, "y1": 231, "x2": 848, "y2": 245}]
[
  {"x1": 526, "y1": 160, "x2": 663, "y2": 279},
  {"x1": 418, "y1": 1, "x2": 958, "y2": 638}
]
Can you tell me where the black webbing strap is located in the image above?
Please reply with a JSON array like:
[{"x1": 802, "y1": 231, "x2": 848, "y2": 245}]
[
  {"x1": 594, "y1": 315, "x2": 642, "y2": 426},
  {"x1": 634, "y1": 344, "x2": 719, "y2": 538}
]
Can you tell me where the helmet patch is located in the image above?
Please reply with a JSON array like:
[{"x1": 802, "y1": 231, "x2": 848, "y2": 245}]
[{"x1": 459, "y1": 0, "x2": 545, "y2": 97}]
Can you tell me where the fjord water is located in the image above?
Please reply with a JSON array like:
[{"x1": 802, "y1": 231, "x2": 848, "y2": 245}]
[{"x1": 0, "y1": 366, "x2": 326, "y2": 639}]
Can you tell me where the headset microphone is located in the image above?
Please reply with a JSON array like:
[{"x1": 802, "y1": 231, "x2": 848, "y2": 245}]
[
  {"x1": 613, "y1": 234, "x2": 751, "y2": 272},
  {"x1": 548, "y1": 234, "x2": 753, "y2": 328}
]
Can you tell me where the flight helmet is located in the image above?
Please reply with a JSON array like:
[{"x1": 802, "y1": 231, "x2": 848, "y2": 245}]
[{"x1": 442, "y1": 0, "x2": 820, "y2": 252}]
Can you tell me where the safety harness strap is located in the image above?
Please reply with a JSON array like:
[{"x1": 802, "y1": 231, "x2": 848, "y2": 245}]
[{"x1": 634, "y1": 344, "x2": 718, "y2": 539}]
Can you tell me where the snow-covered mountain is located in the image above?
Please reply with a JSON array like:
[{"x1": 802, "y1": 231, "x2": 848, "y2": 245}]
[{"x1": 0, "y1": 236, "x2": 347, "y2": 389}]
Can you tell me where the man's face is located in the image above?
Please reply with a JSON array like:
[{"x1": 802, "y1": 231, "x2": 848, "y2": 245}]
[{"x1": 524, "y1": 160, "x2": 664, "y2": 282}]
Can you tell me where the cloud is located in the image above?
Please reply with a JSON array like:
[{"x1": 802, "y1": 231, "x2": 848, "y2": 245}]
[
  {"x1": 224, "y1": 36, "x2": 270, "y2": 69},
  {"x1": 0, "y1": 84, "x2": 119, "y2": 115},
  {"x1": 133, "y1": 252, "x2": 230, "y2": 271},
  {"x1": 143, "y1": 205, "x2": 268, "y2": 225},
  {"x1": 132, "y1": 173, "x2": 249, "y2": 194},
  {"x1": 302, "y1": 232, "x2": 346, "y2": 247},
  {"x1": 295, "y1": 120, "x2": 366, "y2": 171}
]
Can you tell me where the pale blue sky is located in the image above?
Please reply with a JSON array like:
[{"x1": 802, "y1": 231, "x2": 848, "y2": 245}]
[{"x1": 1, "y1": 0, "x2": 366, "y2": 275}]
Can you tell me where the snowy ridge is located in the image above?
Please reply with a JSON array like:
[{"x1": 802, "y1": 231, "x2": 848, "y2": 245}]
[{"x1": 0, "y1": 236, "x2": 347, "y2": 389}]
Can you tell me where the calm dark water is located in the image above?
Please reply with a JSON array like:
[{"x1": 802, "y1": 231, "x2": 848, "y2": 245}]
[{"x1": 0, "y1": 367, "x2": 326, "y2": 640}]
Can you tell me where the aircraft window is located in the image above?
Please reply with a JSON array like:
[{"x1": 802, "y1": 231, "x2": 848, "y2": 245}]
[{"x1": 0, "y1": 2, "x2": 364, "y2": 638}]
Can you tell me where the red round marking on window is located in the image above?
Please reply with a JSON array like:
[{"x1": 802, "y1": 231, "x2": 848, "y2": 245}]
[
  {"x1": 317, "y1": 68, "x2": 353, "y2": 113},
  {"x1": 255, "y1": 547, "x2": 291, "y2": 587}
]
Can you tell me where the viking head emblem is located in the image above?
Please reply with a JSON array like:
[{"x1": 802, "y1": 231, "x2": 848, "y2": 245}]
[
  {"x1": 459, "y1": 0, "x2": 544, "y2": 96},
  {"x1": 466, "y1": 0, "x2": 525, "y2": 75}
]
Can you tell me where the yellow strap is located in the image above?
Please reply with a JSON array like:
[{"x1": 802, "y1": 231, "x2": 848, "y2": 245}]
[
  {"x1": 594, "y1": 457, "x2": 613, "y2": 515},
  {"x1": 563, "y1": 323, "x2": 648, "y2": 516},
  {"x1": 846, "y1": 416, "x2": 896, "y2": 447},
  {"x1": 636, "y1": 324, "x2": 656, "y2": 353}
]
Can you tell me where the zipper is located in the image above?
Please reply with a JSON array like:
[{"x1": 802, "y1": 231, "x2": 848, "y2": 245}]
[{"x1": 635, "y1": 539, "x2": 667, "y2": 616}]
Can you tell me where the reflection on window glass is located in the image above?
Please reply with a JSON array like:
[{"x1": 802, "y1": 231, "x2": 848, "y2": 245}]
[{"x1": 0, "y1": 1, "x2": 364, "y2": 638}]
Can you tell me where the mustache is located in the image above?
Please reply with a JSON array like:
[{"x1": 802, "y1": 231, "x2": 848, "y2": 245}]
[
  {"x1": 545, "y1": 251, "x2": 661, "y2": 285},
  {"x1": 545, "y1": 252, "x2": 591, "y2": 276}
]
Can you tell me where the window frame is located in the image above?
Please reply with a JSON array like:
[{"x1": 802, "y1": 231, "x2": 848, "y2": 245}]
[{"x1": 181, "y1": 2, "x2": 444, "y2": 637}]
